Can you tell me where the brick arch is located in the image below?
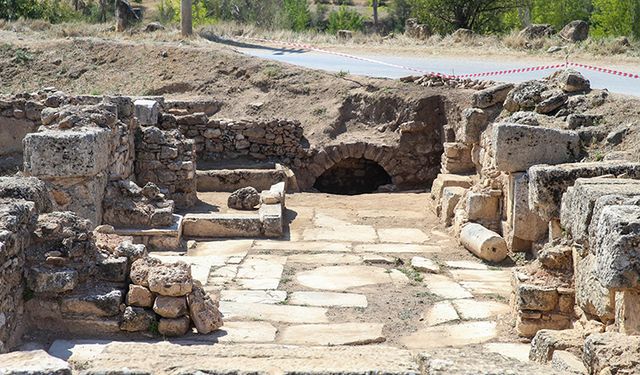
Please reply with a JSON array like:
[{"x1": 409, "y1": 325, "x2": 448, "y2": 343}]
[{"x1": 299, "y1": 142, "x2": 400, "y2": 190}]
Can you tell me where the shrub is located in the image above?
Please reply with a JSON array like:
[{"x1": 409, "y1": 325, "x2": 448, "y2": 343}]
[
  {"x1": 157, "y1": 0, "x2": 214, "y2": 26},
  {"x1": 283, "y1": 0, "x2": 311, "y2": 31},
  {"x1": 327, "y1": 5, "x2": 364, "y2": 33}
]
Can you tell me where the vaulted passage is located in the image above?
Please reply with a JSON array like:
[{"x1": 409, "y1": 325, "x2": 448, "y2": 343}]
[{"x1": 313, "y1": 158, "x2": 392, "y2": 195}]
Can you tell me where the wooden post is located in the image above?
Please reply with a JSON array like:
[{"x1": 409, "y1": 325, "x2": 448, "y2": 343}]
[{"x1": 181, "y1": 0, "x2": 192, "y2": 37}]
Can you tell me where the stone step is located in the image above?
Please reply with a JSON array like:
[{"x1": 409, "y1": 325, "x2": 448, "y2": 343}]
[
  {"x1": 49, "y1": 341, "x2": 421, "y2": 375},
  {"x1": 197, "y1": 168, "x2": 286, "y2": 192},
  {"x1": 183, "y1": 203, "x2": 283, "y2": 239},
  {"x1": 112, "y1": 214, "x2": 184, "y2": 251}
]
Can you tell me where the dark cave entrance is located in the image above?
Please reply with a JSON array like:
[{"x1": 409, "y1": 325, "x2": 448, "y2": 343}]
[{"x1": 313, "y1": 158, "x2": 393, "y2": 195}]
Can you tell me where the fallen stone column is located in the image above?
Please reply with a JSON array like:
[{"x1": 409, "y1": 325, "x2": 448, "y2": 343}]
[{"x1": 459, "y1": 223, "x2": 508, "y2": 262}]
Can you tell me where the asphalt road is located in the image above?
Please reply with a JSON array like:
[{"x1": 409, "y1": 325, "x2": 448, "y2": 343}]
[{"x1": 236, "y1": 46, "x2": 640, "y2": 97}]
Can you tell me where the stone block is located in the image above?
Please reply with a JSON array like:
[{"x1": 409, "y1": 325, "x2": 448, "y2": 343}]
[
  {"x1": 560, "y1": 178, "x2": 640, "y2": 246},
  {"x1": 441, "y1": 143, "x2": 475, "y2": 174},
  {"x1": 153, "y1": 295, "x2": 188, "y2": 318},
  {"x1": 96, "y1": 255, "x2": 128, "y2": 282},
  {"x1": 158, "y1": 316, "x2": 191, "y2": 336},
  {"x1": 134, "y1": 99, "x2": 160, "y2": 126},
  {"x1": 529, "y1": 329, "x2": 583, "y2": 363},
  {"x1": 0, "y1": 176, "x2": 52, "y2": 213},
  {"x1": 550, "y1": 350, "x2": 587, "y2": 375},
  {"x1": 260, "y1": 203, "x2": 283, "y2": 238},
  {"x1": 182, "y1": 213, "x2": 263, "y2": 238},
  {"x1": 120, "y1": 306, "x2": 156, "y2": 332},
  {"x1": 492, "y1": 123, "x2": 580, "y2": 173},
  {"x1": 529, "y1": 161, "x2": 640, "y2": 221},
  {"x1": 126, "y1": 284, "x2": 154, "y2": 307},
  {"x1": 430, "y1": 174, "x2": 473, "y2": 202},
  {"x1": 508, "y1": 173, "x2": 546, "y2": 242},
  {"x1": 515, "y1": 313, "x2": 572, "y2": 338},
  {"x1": 0, "y1": 349, "x2": 72, "y2": 374},
  {"x1": 593, "y1": 205, "x2": 640, "y2": 289},
  {"x1": 516, "y1": 284, "x2": 558, "y2": 312},
  {"x1": 26, "y1": 267, "x2": 78, "y2": 294},
  {"x1": 583, "y1": 332, "x2": 640, "y2": 375},
  {"x1": 472, "y1": 83, "x2": 514, "y2": 109},
  {"x1": 457, "y1": 108, "x2": 488, "y2": 144},
  {"x1": 466, "y1": 191, "x2": 500, "y2": 223},
  {"x1": 439, "y1": 186, "x2": 465, "y2": 226},
  {"x1": 60, "y1": 287, "x2": 124, "y2": 317},
  {"x1": 615, "y1": 290, "x2": 640, "y2": 335},
  {"x1": 188, "y1": 285, "x2": 223, "y2": 334},
  {"x1": 0, "y1": 117, "x2": 38, "y2": 157},
  {"x1": 130, "y1": 257, "x2": 162, "y2": 287},
  {"x1": 573, "y1": 251, "x2": 614, "y2": 323},
  {"x1": 23, "y1": 129, "x2": 112, "y2": 178},
  {"x1": 459, "y1": 223, "x2": 508, "y2": 262},
  {"x1": 147, "y1": 262, "x2": 193, "y2": 297}
]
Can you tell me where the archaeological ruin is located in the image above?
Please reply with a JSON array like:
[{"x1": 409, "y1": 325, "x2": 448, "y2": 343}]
[{"x1": 1, "y1": 67, "x2": 640, "y2": 374}]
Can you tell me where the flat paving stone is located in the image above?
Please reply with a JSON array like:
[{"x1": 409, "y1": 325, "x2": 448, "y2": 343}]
[
  {"x1": 484, "y1": 342, "x2": 531, "y2": 363},
  {"x1": 278, "y1": 323, "x2": 385, "y2": 346},
  {"x1": 449, "y1": 269, "x2": 511, "y2": 283},
  {"x1": 287, "y1": 253, "x2": 362, "y2": 264},
  {"x1": 236, "y1": 258, "x2": 285, "y2": 279},
  {"x1": 289, "y1": 291, "x2": 368, "y2": 308},
  {"x1": 54, "y1": 341, "x2": 420, "y2": 374},
  {"x1": 400, "y1": 321, "x2": 498, "y2": 349},
  {"x1": 458, "y1": 281, "x2": 512, "y2": 298},
  {"x1": 221, "y1": 290, "x2": 287, "y2": 304},
  {"x1": 357, "y1": 210, "x2": 424, "y2": 219},
  {"x1": 362, "y1": 254, "x2": 395, "y2": 265},
  {"x1": 188, "y1": 240, "x2": 253, "y2": 258},
  {"x1": 423, "y1": 301, "x2": 460, "y2": 326},
  {"x1": 0, "y1": 349, "x2": 71, "y2": 374},
  {"x1": 296, "y1": 265, "x2": 401, "y2": 291},
  {"x1": 445, "y1": 260, "x2": 489, "y2": 270},
  {"x1": 452, "y1": 299, "x2": 510, "y2": 320},
  {"x1": 354, "y1": 244, "x2": 440, "y2": 254},
  {"x1": 220, "y1": 302, "x2": 329, "y2": 323},
  {"x1": 411, "y1": 256, "x2": 440, "y2": 273},
  {"x1": 236, "y1": 278, "x2": 281, "y2": 290},
  {"x1": 378, "y1": 228, "x2": 430, "y2": 243},
  {"x1": 252, "y1": 241, "x2": 352, "y2": 253},
  {"x1": 303, "y1": 226, "x2": 378, "y2": 243},
  {"x1": 424, "y1": 274, "x2": 473, "y2": 299},
  {"x1": 182, "y1": 321, "x2": 277, "y2": 344}
]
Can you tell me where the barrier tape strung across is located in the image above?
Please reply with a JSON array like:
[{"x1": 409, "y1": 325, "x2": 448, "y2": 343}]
[{"x1": 232, "y1": 36, "x2": 640, "y2": 81}]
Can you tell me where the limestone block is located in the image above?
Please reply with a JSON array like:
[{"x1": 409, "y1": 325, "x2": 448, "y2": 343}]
[
  {"x1": 560, "y1": 178, "x2": 640, "y2": 246},
  {"x1": 23, "y1": 129, "x2": 112, "y2": 178},
  {"x1": 550, "y1": 350, "x2": 587, "y2": 375},
  {"x1": 153, "y1": 295, "x2": 188, "y2": 318},
  {"x1": 126, "y1": 284, "x2": 154, "y2": 307},
  {"x1": 96, "y1": 255, "x2": 127, "y2": 282},
  {"x1": 158, "y1": 316, "x2": 191, "y2": 336},
  {"x1": 260, "y1": 203, "x2": 283, "y2": 238},
  {"x1": 0, "y1": 349, "x2": 72, "y2": 374},
  {"x1": 529, "y1": 161, "x2": 640, "y2": 221},
  {"x1": 529, "y1": 329, "x2": 583, "y2": 363},
  {"x1": 182, "y1": 213, "x2": 263, "y2": 238},
  {"x1": 492, "y1": 123, "x2": 580, "y2": 173},
  {"x1": 120, "y1": 306, "x2": 156, "y2": 332},
  {"x1": 0, "y1": 176, "x2": 52, "y2": 213},
  {"x1": 134, "y1": 99, "x2": 160, "y2": 126},
  {"x1": 573, "y1": 251, "x2": 614, "y2": 323},
  {"x1": 515, "y1": 314, "x2": 572, "y2": 338},
  {"x1": 440, "y1": 186, "x2": 465, "y2": 226},
  {"x1": 442, "y1": 142, "x2": 475, "y2": 174},
  {"x1": 472, "y1": 83, "x2": 514, "y2": 109},
  {"x1": 457, "y1": 108, "x2": 488, "y2": 144},
  {"x1": 466, "y1": 191, "x2": 500, "y2": 223},
  {"x1": 430, "y1": 174, "x2": 473, "y2": 202},
  {"x1": 60, "y1": 287, "x2": 124, "y2": 317},
  {"x1": 516, "y1": 284, "x2": 558, "y2": 312},
  {"x1": 615, "y1": 290, "x2": 640, "y2": 335},
  {"x1": 188, "y1": 285, "x2": 223, "y2": 334},
  {"x1": 593, "y1": 205, "x2": 640, "y2": 289},
  {"x1": 508, "y1": 173, "x2": 546, "y2": 242},
  {"x1": 459, "y1": 223, "x2": 508, "y2": 262},
  {"x1": 0, "y1": 117, "x2": 38, "y2": 156},
  {"x1": 147, "y1": 262, "x2": 193, "y2": 297},
  {"x1": 583, "y1": 332, "x2": 640, "y2": 375},
  {"x1": 26, "y1": 267, "x2": 78, "y2": 293},
  {"x1": 130, "y1": 257, "x2": 162, "y2": 287}
]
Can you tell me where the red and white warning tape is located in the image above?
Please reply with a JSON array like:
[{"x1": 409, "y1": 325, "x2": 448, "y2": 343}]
[{"x1": 231, "y1": 36, "x2": 640, "y2": 81}]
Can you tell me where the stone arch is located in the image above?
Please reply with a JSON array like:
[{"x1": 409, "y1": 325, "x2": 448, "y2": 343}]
[{"x1": 300, "y1": 142, "x2": 400, "y2": 192}]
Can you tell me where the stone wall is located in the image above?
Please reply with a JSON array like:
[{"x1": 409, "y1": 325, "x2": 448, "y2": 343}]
[
  {"x1": 135, "y1": 127, "x2": 197, "y2": 208},
  {"x1": 0, "y1": 177, "x2": 51, "y2": 353}
]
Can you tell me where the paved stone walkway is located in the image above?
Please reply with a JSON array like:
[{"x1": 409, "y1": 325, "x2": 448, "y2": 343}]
[{"x1": 148, "y1": 192, "x2": 527, "y2": 355}]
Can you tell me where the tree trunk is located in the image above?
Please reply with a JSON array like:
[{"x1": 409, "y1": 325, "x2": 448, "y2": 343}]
[
  {"x1": 372, "y1": 0, "x2": 379, "y2": 30},
  {"x1": 181, "y1": 0, "x2": 193, "y2": 37}
]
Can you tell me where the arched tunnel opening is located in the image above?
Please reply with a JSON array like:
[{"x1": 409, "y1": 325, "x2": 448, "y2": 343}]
[{"x1": 313, "y1": 158, "x2": 393, "y2": 195}]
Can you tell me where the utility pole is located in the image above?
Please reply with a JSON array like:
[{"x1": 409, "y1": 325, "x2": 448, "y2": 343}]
[{"x1": 181, "y1": 0, "x2": 193, "y2": 37}]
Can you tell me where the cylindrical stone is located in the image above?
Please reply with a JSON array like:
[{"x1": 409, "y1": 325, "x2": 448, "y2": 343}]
[{"x1": 460, "y1": 223, "x2": 508, "y2": 262}]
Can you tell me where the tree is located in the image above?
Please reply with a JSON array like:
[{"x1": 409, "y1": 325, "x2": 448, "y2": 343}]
[
  {"x1": 591, "y1": 0, "x2": 640, "y2": 37},
  {"x1": 530, "y1": 0, "x2": 592, "y2": 29},
  {"x1": 372, "y1": 0, "x2": 379, "y2": 28},
  {"x1": 408, "y1": 0, "x2": 518, "y2": 33},
  {"x1": 283, "y1": 0, "x2": 310, "y2": 31}
]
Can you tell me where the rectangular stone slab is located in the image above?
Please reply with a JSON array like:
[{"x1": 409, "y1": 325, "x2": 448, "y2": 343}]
[
  {"x1": 528, "y1": 162, "x2": 640, "y2": 220},
  {"x1": 492, "y1": 123, "x2": 580, "y2": 173},
  {"x1": 183, "y1": 213, "x2": 262, "y2": 238}
]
